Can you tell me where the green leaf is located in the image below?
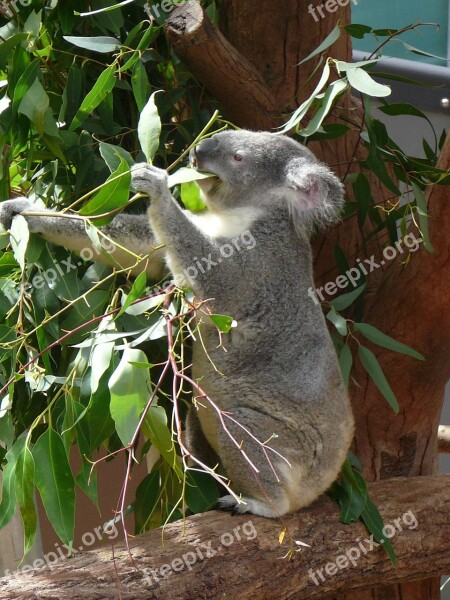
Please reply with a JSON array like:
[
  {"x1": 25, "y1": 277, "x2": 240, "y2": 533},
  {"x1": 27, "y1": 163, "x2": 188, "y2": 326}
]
[
  {"x1": 32, "y1": 428, "x2": 75, "y2": 545},
  {"x1": 9, "y1": 215, "x2": 29, "y2": 272},
  {"x1": 344, "y1": 24, "x2": 372, "y2": 39},
  {"x1": 361, "y1": 495, "x2": 397, "y2": 565},
  {"x1": 329, "y1": 283, "x2": 366, "y2": 311},
  {"x1": 137, "y1": 91, "x2": 162, "y2": 163},
  {"x1": 358, "y1": 345, "x2": 399, "y2": 413},
  {"x1": 69, "y1": 64, "x2": 116, "y2": 132},
  {"x1": 346, "y1": 67, "x2": 391, "y2": 98},
  {"x1": 131, "y1": 60, "x2": 149, "y2": 113},
  {"x1": 307, "y1": 123, "x2": 350, "y2": 141},
  {"x1": 15, "y1": 446, "x2": 37, "y2": 557},
  {"x1": 63, "y1": 35, "x2": 122, "y2": 53},
  {"x1": 354, "y1": 323, "x2": 425, "y2": 361},
  {"x1": 377, "y1": 103, "x2": 428, "y2": 120},
  {"x1": 11, "y1": 60, "x2": 39, "y2": 116},
  {"x1": 278, "y1": 60, "x2": 331, "y2": 133},
  {"x1": 337, "y1": 460, "x2": 368, "y2": 523},
  {"x1": 411, "y1": 182, "x2": 434, "y2": 252},
  {"x1": 300, "y1": 79, "x2": 348, "y2": 137},
  {"x1": 17, "y1": 77, "x2": 50, "y2": 135},
  {"x1": 100, "y1": 142, "x2": 134, "y2": 172},
  {"x1": 87, "y1": 380, "x2": 116, "y2": 450},
  {"x1": 109, "y1": 347, "x2": 151, "y2": 446},
  {"x1": 0, "y1": 437, "x2": 26, "y2": 529},
  {"x1": 401, "y1": 41, "x2": 449, "y2": 62},
  {"x1": 79, "y1": 157, "x2": 130, "y2": 224},
  {"x1": 76, "y1": 0, "x2": 135, "y2": 16},
  {"x1": 168, "y1": 167, "x2": 215, "y2": 188},
  {"x1": 142, "y1": 405, "x2": 182, "y2": 477},
  {"x1": 299, "y1": 24, "x2": 340, "y2": 64},
  {"x1": 209, "y1": 314, "x2": 234, "y2": 333},
  {"x1": 0, "y1": 32, "x2": 28, "y2": 71},
  {"x1": 326, "y1": 307, "x2": 348, "y2": 336},
  {"x1": 180, "y1": 181, "x2": 207, "y2": 212},
  {"x1": 185, "y1": 470, "x2": 219, "y2": 514},
  {"x1": 134, "y1": 468, "x2": 162, "y2": 533},
  {"x1": 117, "y1": 270, "x2": 148, "y2": 317},
  {"x1": 339, "y1": 343, "x2": 353, "y2": 389}
]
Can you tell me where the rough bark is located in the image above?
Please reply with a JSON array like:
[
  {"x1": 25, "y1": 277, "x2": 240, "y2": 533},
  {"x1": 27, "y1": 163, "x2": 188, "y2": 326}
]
[
  {"x1": 0, "y1": 476, "x2": 448, "y2": 600},
  {"x1": 166, "y1": 1, "x2": 280, "y2": 130}
]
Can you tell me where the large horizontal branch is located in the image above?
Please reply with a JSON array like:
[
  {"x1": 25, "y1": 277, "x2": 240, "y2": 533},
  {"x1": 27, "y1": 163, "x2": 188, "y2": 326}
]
[
  {"x1": 166, "y1": 1, "x2": 280, "y2": 130},
  {"x1": 1, "y1": 475, "x2": 449, "y2": 599}
]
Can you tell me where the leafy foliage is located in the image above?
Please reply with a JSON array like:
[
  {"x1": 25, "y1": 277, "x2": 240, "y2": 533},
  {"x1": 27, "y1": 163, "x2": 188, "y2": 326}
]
[{"x1": 0, "y1": 2, "x2": 447, "y2": 564}]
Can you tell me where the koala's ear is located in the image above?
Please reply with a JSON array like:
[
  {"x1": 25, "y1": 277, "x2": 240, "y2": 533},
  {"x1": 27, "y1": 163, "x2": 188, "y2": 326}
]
[{"x1": 284, "y1": 157, "x2": 345, "y2": 232}]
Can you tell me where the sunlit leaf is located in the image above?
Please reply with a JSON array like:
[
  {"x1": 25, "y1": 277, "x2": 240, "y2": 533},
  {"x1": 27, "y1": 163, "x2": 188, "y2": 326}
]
[
  {"x1": 137, "y1": 91, "x2": 162, "y2": 163},
  {"x1": 63, "y1": 35, "x2": 122, "y2": 53},
  {"x1": 109, "y1": 347, "x2": 151, "y2": 446}
]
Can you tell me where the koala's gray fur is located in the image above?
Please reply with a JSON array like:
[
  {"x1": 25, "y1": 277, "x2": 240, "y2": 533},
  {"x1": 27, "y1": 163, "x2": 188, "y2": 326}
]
[{"x1": 0, "y1": 130, "x2": 354, "y2": 518}]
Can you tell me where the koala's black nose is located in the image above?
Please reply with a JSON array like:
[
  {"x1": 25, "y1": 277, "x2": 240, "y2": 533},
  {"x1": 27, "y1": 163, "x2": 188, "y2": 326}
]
[{"x1": 190, "y1": 136, "x2": 219, "y2": 167}]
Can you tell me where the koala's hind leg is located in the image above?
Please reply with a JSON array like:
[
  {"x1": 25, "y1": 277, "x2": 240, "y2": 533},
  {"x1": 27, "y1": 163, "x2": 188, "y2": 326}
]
[{"x1": 215, "y1": 407, "x2": 295, "y2": 518}]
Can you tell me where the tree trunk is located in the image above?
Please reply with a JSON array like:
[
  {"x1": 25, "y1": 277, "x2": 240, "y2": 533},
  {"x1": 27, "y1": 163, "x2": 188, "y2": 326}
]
[
  {"x1": 165, "y1": 3, "x2": 449, "y2": 599},
  {"x1": 0, "y1": 476, "x2": 448, "y2": 599}
]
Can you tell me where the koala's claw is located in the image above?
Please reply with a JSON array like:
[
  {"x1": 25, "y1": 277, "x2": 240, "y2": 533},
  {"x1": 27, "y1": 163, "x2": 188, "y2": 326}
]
[
  {"x1": 131, "y1": 163, "x2": 169, "y2": 199},
  {"x1": 0, "y1": 198, "x2": 35, "y2": 231}
]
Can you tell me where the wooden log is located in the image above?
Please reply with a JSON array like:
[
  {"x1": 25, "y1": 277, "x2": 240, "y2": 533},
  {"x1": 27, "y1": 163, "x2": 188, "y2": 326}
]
[{"x1": 0, "y1": 475, "x2": 449, "y2": 599}]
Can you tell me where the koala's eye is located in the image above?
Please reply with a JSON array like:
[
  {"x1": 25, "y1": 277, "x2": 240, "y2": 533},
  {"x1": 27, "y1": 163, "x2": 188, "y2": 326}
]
[{"x1": 233, "y1": 153, "x2": 243, "y2": 162}]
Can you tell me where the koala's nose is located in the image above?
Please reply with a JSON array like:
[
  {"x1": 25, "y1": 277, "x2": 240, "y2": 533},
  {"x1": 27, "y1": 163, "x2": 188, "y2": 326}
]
[{"x1": 190, "y1": 136, "x2": 219, "y2": 167}]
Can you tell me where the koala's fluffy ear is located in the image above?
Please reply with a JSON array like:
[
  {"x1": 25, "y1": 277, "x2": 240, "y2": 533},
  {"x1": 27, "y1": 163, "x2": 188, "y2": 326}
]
[{"x1": 284, "y1": 157, "x2": 345, "y2": 233}]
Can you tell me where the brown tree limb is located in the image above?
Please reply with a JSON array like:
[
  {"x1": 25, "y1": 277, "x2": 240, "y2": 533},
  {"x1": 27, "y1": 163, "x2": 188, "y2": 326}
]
[
  {"x1": 166, "y1": 1, "x2": 280, "y2": 130},
  {"x1": 439, "y1": 425, "x2": 450, "y2": 453},
  {"x1": 0, "y1": 476, "x2": 449, "y2": 599}
]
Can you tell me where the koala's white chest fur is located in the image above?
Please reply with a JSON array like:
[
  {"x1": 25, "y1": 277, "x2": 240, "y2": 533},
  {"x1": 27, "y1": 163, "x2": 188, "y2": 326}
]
[{"x1": 188, "y1": 206, "x2": 264, "y2": 239}]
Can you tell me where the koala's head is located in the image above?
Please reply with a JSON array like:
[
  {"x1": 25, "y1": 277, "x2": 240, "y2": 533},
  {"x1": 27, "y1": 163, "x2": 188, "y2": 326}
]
[{"x1": 189, "y1": 130, "x2": 345, "y2": 232}]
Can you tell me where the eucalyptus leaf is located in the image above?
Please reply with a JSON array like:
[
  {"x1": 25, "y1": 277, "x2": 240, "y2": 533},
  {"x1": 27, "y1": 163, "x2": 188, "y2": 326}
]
[
  {"x1": 354, "y1": 323, "x2": 425, "y2": 361},
  {"x1": 137, "y1": 91, "x2": 162, "y2": 163},
  {"x1": 15, "y1": 446, "x2": 37, "y2": 556},
  {"x1": 109, "y1": 347, "x2": 151, "y2": 446},
  {"x1": 358, "y1": 345, "x2": 399, "y2": 413},
  {"x1": 32, "y1": 428, "x2": 75, "y2": 546},
  {"x1": 69, "y1": 64, "x2": 116, "y2": 132},
  {"x1": 64, "y1": 35, "x2": 122, "y2": 53}
]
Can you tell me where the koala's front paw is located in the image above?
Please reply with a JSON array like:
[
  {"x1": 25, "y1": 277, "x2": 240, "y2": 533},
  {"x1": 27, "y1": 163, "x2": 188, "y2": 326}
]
[
  {"x1": 0, "y1": 198, "x2": 35, "y2": 231},
  {"x1": 131, "y1": 164, "x2": 170, "y2": 199}
]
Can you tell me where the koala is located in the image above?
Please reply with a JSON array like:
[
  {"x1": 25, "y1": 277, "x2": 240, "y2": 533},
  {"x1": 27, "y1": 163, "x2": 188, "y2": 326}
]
[{"x1": 0, "y1": 130, "x2": 354, "y2": 518}]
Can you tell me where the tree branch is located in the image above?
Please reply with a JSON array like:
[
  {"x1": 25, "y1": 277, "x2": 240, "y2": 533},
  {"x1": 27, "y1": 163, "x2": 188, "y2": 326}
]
[
  {"x1": 165, "y1": 1, "x2": 280, "y2": 130},
  {"x1": 1, "y1": 476, "x2": 449, "y2": 599}
]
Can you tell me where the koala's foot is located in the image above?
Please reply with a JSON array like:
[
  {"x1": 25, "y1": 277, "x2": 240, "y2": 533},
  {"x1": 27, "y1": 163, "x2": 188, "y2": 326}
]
[
  {"x1": 217, "y1": 494, "x2": 285, "y2": 519},
  {"x1": 0, "y1": 198, "x2": 35, "y2": 231},
  {"x1": 131, "y1": 163, "x2": 170, "y2": 199}
]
